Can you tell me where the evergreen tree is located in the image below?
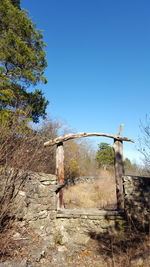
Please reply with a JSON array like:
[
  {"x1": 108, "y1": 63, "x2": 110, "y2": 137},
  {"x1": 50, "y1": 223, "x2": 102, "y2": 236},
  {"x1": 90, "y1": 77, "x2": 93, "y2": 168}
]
[
  {"x1": 0, "y1": 0, "x2": 48, "y2": 125},
  {"x1": 10, "y1": 0, "x2": 20, "y2": 8},
  {"x1": 96, "y1": 142, "x2": 114, "y2": 169}
]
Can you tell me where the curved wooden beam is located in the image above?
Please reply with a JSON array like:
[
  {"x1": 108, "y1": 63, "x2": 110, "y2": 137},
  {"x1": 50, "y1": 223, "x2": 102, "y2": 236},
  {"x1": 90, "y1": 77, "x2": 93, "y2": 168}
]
[{"x1": 44, "y1": 132, "x2": 134, "y2": 147}]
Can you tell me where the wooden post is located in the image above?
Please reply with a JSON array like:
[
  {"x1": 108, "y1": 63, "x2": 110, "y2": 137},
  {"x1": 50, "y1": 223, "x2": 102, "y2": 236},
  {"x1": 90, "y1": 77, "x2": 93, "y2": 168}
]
[
  {"x1": 56, "y1": 142, "x2": 64, "y2": 209},
  {"x1": 43, "y1": 127, "x2": 134, "y2": 210},
  {"x1": 113, "y1": 125, "x2": 125, "y2": 210}
]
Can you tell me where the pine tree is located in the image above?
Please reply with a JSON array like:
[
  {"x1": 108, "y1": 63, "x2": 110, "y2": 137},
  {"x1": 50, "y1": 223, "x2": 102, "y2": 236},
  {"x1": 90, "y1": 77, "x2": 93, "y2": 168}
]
[
  {"x1": 10, "y1": 0, "x2": 20, "y2": 8},
  {"x1": 96, "y1": 143, "x2": 114, "y2": 169},
  {"x1": 0, "y1": 0, "x2": 48, "y2": 125}
]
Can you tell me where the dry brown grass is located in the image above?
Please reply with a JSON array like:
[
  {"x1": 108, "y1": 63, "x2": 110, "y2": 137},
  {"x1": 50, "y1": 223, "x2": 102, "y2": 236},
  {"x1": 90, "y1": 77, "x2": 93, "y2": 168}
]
[
  {"x1": 64, "y1": 170, "x2": 117, "y2": 209},
  {"x1": 87, "y1": 230, "x2": 150, "y2": 267},
  {"x1": 0, "y1": 224, "x2": 43, "y2": 263}
]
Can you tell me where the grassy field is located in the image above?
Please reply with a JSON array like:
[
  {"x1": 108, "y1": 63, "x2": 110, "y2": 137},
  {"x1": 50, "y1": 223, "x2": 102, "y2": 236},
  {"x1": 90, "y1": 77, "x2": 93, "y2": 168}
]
[{"x1": 64, "y1": 170, "x2": 117, "y2": 209}]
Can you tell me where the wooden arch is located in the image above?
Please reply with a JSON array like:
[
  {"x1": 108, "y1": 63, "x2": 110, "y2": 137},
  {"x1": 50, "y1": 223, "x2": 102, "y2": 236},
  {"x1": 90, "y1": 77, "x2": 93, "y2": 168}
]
[{"x1": 44, "y1": 126, "x2": 134, "y2": 210}]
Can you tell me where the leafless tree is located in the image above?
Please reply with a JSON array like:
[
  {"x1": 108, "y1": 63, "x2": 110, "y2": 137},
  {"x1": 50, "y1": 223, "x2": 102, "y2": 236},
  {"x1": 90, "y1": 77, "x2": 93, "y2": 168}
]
[{"x1": 138, "y1": 115, "x2": 150, "y2": 172}]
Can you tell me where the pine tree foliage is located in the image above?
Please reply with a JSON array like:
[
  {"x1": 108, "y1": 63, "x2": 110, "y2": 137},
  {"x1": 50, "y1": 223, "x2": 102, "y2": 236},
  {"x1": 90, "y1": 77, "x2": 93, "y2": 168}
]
[
  {"x1": 10, "y1": 0, "x2": 20, "y2": 8},
  {"x1": 0, "y1": 0, "x2": 48, "y2": 125},
  {"x1": 96, "y1": 142, "x2": 114, "y2": 169}
]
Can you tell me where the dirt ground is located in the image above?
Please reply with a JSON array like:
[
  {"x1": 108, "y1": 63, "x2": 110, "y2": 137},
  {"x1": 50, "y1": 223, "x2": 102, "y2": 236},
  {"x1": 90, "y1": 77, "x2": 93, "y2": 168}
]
[{"x1": 0, "y1": 225, "x2": 149, "y2": 267}]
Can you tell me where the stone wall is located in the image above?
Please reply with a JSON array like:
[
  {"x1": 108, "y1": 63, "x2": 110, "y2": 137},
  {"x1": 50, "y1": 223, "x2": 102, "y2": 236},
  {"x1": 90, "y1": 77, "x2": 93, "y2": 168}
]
[
  {"x1": 65, "y1": 176, "x2": 97, "y2": 187},
  {"x1": 123, "y1": 175, "x2": 150, "y2": 231},
  {"x1": 22, "y1": 171, "x2": 125, "y2": 245},
  {"x1": 1, "y1": 170, "x2": 149, "y2": 247},
  {"x1": 55, "y1": 209, "x2": 125, "y2": 246},
  {"x1": 0, "y1": 169, "x2": 57, "y2": 220},
  {"x1": 0, "y1": 170, "x2": 125, "y2": 246}
]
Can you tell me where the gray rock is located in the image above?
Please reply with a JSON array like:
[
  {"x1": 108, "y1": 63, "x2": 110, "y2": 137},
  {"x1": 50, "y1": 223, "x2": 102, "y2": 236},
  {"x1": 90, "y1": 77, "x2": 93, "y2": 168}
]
[{"x1": 0, "y1": 260, "x2": 27, "y2": 267}]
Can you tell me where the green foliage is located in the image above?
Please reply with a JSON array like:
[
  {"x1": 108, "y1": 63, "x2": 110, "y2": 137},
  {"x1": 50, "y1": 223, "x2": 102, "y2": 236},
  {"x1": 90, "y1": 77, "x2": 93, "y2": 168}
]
[
  {"x1": 0, "y1": 0, "x2": 47, "y2": 86},
  {"x1": 1, "y1": 84, "x2": 48, "y2": 123},
  {"x1": 96, "y1": 143, "x2": 138, "y2": 172},
  {"x1": 10, "y1": 0, "x2": 20, "y2": 8},
  {"x1": 96, "y1": 142, "x2": 114, "y2": 169},
  {"x1": 55, "y1": 232, "x2": 63, "y2": 245},
  {"x1": 0, "y1": 0, "x2": 48, "y2": 126}
]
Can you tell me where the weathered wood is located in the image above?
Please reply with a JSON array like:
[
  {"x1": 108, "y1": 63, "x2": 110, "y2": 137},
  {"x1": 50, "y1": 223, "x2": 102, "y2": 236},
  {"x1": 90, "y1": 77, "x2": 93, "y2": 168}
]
[
  {"x1": 44, "y1": 132, "x2": 134, "y2": 147},
  {"x1": 44, "y1": 125, "x2": 133, "y2": 211},
  {"x1": 113, "y1": 134, "x2": 125, "y2": 210},
  {"x1": 55, "y1": 183, "x2": 66, "y2": 194},
  {"x1": 56, "y1": 142, "x2": 65, "y2": 209},
  {"x1": 117, "y1": 124, "x2": 124, "y2": 136}
]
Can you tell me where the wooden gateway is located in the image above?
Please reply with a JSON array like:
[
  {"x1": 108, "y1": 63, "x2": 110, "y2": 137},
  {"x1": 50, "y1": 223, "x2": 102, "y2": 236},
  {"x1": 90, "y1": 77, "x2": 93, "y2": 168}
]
[{"x1": 44, "y1": 125, "x2": 134, "y2": 210}]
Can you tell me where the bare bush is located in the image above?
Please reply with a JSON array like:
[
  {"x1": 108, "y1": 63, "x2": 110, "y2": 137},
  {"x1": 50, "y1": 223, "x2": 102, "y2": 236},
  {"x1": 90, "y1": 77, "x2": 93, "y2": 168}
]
[
  {"x1": 0, "y1": 118, "x2": 62, "y2": 173},
  {"x1": 138, "y1": 115, "x2": 150, "y2": 173},
  {"x1": 0, "y1": 168, "x2": 28, "y2": 231},
  {"x1": 64, "y1": 139, "x2": 98, "y2": 181},
  {"x1": 0, "y1": 118, "x2": 62, "y2": 235},
  {"x1": 88, "y1": 229, "x2": 150, "y2": 267}
]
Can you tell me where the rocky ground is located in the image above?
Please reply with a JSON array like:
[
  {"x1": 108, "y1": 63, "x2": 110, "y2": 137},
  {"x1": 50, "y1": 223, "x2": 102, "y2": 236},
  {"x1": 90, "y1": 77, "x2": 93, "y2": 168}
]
[{"x1": 0, "y1": 225, "x2": 149, "y2": 267}]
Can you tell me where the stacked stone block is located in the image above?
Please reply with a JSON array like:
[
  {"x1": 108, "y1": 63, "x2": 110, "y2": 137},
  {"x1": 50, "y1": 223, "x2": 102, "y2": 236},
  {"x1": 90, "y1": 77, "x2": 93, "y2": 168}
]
[{"x1": 123, "y1": 176, "x2": 150, "y2": 231}]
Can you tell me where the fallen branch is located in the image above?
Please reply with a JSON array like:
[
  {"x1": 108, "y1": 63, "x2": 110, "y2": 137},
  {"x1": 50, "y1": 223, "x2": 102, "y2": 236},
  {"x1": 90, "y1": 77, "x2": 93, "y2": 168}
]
[{"x1": 44, "y1": 132, "x2": 134, "y2": 147}]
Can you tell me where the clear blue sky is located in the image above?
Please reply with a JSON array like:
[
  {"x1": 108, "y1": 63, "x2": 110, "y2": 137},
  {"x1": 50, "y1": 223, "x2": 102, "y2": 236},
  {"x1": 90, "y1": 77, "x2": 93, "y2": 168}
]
[{"x1": 22, "y1": 0, "x2": 150, "y2": 163}]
